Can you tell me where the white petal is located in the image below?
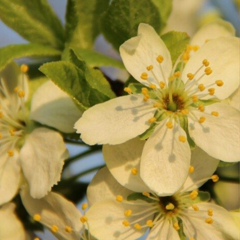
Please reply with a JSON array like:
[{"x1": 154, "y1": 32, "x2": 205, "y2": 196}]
[
  {"x1": 31, "y1": 81, "x2": 82, "y2": 133},
  {"x1": 182, "y1": 37, "x2": 240, "y2": 99},
  {"x1": 188, "y1": 103, "x2": 240, "y2": 162},
  {"x1": 75, "y1": 94, "x2": 155, "y2": 145},
  {"x1": 86, "y1": 200, "x2": 148, "y2": 240},
  {"x1": 20, "y1": 128, "x2": 68, "y2": 198},
  {"x1": 228, "y1": 87, "x2": 240, "y2": 111},
  {"x1": 0, "y1": 153, "x2": 21, "y2": 205},
  {"x1": 0, "y1": 203, "x2": 28, "y2": 240},
  {"x1": 141, "y1": 120, "x2": 191, "y2": 196},
  {"x1": 21, "y1": 188, "x2": 83, "y2": 240},
  {"x1": 103, "y1": 138, "x2": 150, "y2": 193},
  {"x1": 87, "y1": 167, "x2": 133, "y2": 206},
  {"x1": 182, "y1": 147, "x2": 219, "y2": 191},
  {"x1": 120, "y1": 23, "x2": 172, "y2": 86}
]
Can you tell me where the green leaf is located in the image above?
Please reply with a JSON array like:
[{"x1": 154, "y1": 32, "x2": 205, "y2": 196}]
[
  {"x1": 127, "y1": 192, "x2": 155, "y2": 203},
  {"x1": 162, "y1": 31, "x2": 190, "y2": 66},
  {"x1": 0, "y1": 0, "x2": 65, "y2": 49},
  {"x1": 65, "y1": 0, "x2": 109, "y2": 49},
  {"x1": 100, "y1": 0, "x2": 161, "y2": 50},
  {"x1": 192, "y1": 191, "x2": 211, "y2": 204},
  {"x1": 0, "y1": 44, "x2": 61, "y2": 72}
]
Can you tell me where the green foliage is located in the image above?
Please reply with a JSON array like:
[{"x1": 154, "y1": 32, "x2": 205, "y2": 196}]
[
  {"x1": 127, "y1": 192, "x2": 155, "y2": 203},
  {"x1": 0, "y1": 0, "x2": 65, "y2": 49},
  {"x1": 100, "y1": 0, "x2": 161, "y2": 50},
  {"x1": 0, "y1": 44, "x2": 61, "y2": 72}
]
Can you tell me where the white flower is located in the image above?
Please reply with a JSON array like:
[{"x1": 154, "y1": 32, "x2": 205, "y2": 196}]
[
  {"x1": 85, "y1": 148, "x2": 239, "y2": 240},
  {"x1": 75, "y1": 23, "x2": 240, "y2": 194},
  {"x1": 0, "y1": 63, "x2": 81, "y2": 204}
]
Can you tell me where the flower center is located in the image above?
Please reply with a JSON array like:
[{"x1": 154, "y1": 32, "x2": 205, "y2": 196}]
[{"x1": 159, "y1": 196, "x2": 179, "y2": 214}]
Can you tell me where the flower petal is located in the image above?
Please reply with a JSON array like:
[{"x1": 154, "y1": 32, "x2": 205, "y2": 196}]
[
  {"x1": 188, "y1": 103, "x2": 240, "y2": 162},
  {"x1": 20, "y1": 128, "x2": 68, "y2": 198},
  {"x1": 75, "y1": 94, "x2": 155, "y2": 145},
  {"x1": 228, "y1": 87, "x2": 240, "y2": 111},
  {"x1": 120, "y1": 23, "x2": 172, "y2": 86},
  {"x1": 31, "y1": 81, "x2": 82, "y2": 133},
  {"x1": 141, "y1": 120, "x2": 191, "y2": 196},
  {"x1": 182, "y1": 37, "x2": 240, "y2": 99},
  {"x1": 87, "y1": 167, "x2": 133, "y2": 206},
  {"x1": 103, "y1": 138, "x2": 150, "y2": 193},
  {"x1": 21, "y1": 188, "x2": 83, "y2": 240}
]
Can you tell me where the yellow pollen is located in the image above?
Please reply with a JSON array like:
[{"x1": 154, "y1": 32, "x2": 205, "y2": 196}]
[
  {"x1": 173, "y1": 222, "x2": 180, "y2": 231},
  {"x1": 215, "y1": 80, "x2": 224, "y2": 87},
  {"x1": 80, "y1": 216, "x2": 88, "y2": 223},
  {"x1": 146, "y1": 65, "x2": 153, "y2": 71},
  {"x1": 0, "y1": 112, "x2": 4, "y2": 118},
  {"x1": 208, "y1": 88, "x2": 215, "y2": 96},
  {"x1": 205, "y1": 218, "x2": 214, "y2": 224},
  {"x1": 165, "y1": 203, "x2": 175, "y2": 210},
  {"x1": 183, "y1": 52, "x2": 190, "y2": 62},
  {"x1": 146, "y1": 220, "x2": 154, "y2": 228},
  {"x1": 211, "y1": 111, "x2": 219, "y2": 117},
  {"x1": 166, "y1": 121, "x2": 173, "y2": 129},
  {"x1": 208, "y1": 209, "x2": 214, "y2": 216},
  {"x1": 160, "y1": 81, "x2": 166, "y2": 89},
  {"x1": 192, "y1": 205, "x2": 199, "y2": 211},
  {"x1": 142, "y1": 87, "x2": 149, "y2": 95},
  {"x1": 192, "y1": 45, "x2": 200, "y2": 51},
  {"x1": 205, "y1": 67, "x2": 213, "y2": 75},
  {"x1": 124, "y1": 87, "x2": 132, "y2": 94},
  {"x1": 174, "y1": 71, "x2": 181, "y2": 78},
  {"x1": 189, "y1": 166, "x2": 195, "y2": 174},
  {"x1": 14, "y1": 87, "x2": 20, "y2": 93},
  {"x1": 198, "y1": 105, "x2": 205, "y2": 112},
  {"x1": 8, "y1": 150, "x2": 14, "y2": 157},
  {"x1": 190, "y1": 190, "x2": 198, "y2": 200},
  {"x1": 211, "y1": 175, "x2": 219, "y2": 182},
  {"x1": 149, "y1": 84, "x2": 157, "y2": 90},
  {"x1": 157, "y1": 55, "x2": 164, "y2": 63},
  {"x1": 131, "y1": 168, "x2": 138, "y2": 175},
  {"x1": 181, "y1": 109, "x2": 189, "y2": 115},
  {"x1": 122, "y1": 220, "x2": 130, "y2": 227},
  {"x1": 153, "y1": 102, "x2": 161, "y2": 108},
  {"x1": 134, "y1": 223, "x2": 142, "y2": 230},
  {"x1": 148, "y1": 117, "x2": 157, "y2": 124},
  {"x1": 142, "y1": 192, "x2": 150, "y2": 198},
  {"x1": 199, "y1": 117, "x2": 206, "y2": 124},
  {"x1": 65, "y1": 226, "x2": 73, "y2": 233},
  {"x1": 192, "y1": 95, "x2": 199, "y2": 103},
  {"x1": 9, "y1": 129, "x2": 16, "y2": 136},
  {"x1": 51, "y1": 225, "x2": 59, "y2": 233},
  {"x1": 116, "y1": 195, "x2": 124, "y2": 202},
  {"x1": 33, "y1": 214, "x2": 41, "y2": 222},
  {"x1": 124, "y1": 209, "x2": 133, "y2": 217},
  {"x1": 179, "y1": 135, "x2": 187, "y2": 143},
  {"x1": 202, "y1": 59, "x2": 210, "y2": 67},
  {"x1": 18, "y1": 90, "x2": 25, "y2": 98},
  {"x1": 141, "y1": 73, "x2": 149, "y2": 80},
  {"x1": 187, "y1": 73, "x2": 195, "y2": 80},
  {"x1": 198, "y1": 84, "x2": 206, "y2": 91},
  {"x1": 20, "y1": 64, "x2": 29, "y2": 73},
  {"x1": 0, "y1": 133, "x2": 2, "y2": 139},
  {"x1": 143, "y1": 96, "x2": 150, "y2": 102},
  {"x1": 82, "y1": 203, "x2": 88, "y2": 211}
]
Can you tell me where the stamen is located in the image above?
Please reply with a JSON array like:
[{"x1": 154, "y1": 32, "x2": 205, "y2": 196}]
[
  {"x1": 124, "y1": 87, "x2": 132, "y2": 94},
  {"x1": 122, "y1": 220, "x2": 130, "y2": 227},
  {"x1": 8, "y1": 150, "x2": 14, "y2": 157},
  {"x1": 211, "y1": 111, "x2": 219, "y2": 117},
  {"x1": 208, "y1": 209, "x2": 214, "y2": 216},
  {"x1": 141, "y1": 73, "x2": 149, "y2": 80},
  {"x1": 116, "y1": 195, "x2": 124, "y2": 202},
  {"x1": 33, "y1": 214, "x2": 41, "y2": 222},
  {"x1": 205, "y1": 67, "x2": 213, "y2": 75},
  {"x1": 146, "y1": 65, "x2": 153, "y2": 71},
  {"x1": 198, "y1": 84, "x2": 205, "y2": 92},
  {"x1": 9, "y1": 129, "x2": 16, "y2": 136},
  {"x1": 211, "y1": 175, "x2": 219, "y2": 182},
  {"x1": 153, "y1": 102, "x2": 161, "y2": 108},
  {"x1": 65, "y1": 226, "x2": 73, "y2": 233},
  {"x1": 192, "y1": 95, "x2": 199, "y2": 103},
  {"x1": 205, "y1": 218, "x2": 214, "y2": 224},
  {"x1": 146, "y1": 220, "x2": 154, "y2": 228},
  {"x1": 198, "y1": 117, "x2": 206, "y2": 124},
  {"x1": 189, "y1": 166, "x2": 195, "y2": 174},
  {"x1": 174, "y1": 71, "x2": 181, "y2": 78},
  {"x1": 82, "y1": 203, "x2": 88, "y2": 211},
  {"x1": 202, "y1": 59, "x2": 210, "y2": 67},
  {"x1": 142, "y1": 192, "x2": 151, "y2": 198},
  {"x1": 198, "y1": 105, "x2": 205, "y2": 112},
  {"x1": 165, "y1": 203, "x2": 175, "y2": 210},
  {"x1": 51, "y1": 225, "x2": 59, "y2": 233},
  {"x1": 190, "y1": 190, "x2": 198, "y2": 200},
  {"x1": 156, "y1": 55, "x2": 164, "y2": 63},
  {"x1": 20, "y1": 64, "x2": 29, "y2": 73},
  {"x1": 187, "y1": 73, "x2": 195, "y2": 80},
  {"x1": 18, "y1": 90, "x2": 25, "y2": 98},
  {"x1": 179, "y1": 136, "x2": 187, "y2": 143},
  {"x1": 192, "y1": 205, "x2": 199, "y2": 211},
  {"x1": 160, "y1": 81, "x2": 166, "y2": 89},
  {"x1": 149, "y1": 84, "x2": 157, "y2": 90},
  {"x1": 148, "y1": 117, "x2": 157, "y2": 124},
  {"x1": 80, "y1": 216, "x2": 88, "y2": 223},
  {"x1": 124, "y1": 209, "x2": 133, "y2": 217},
  {"x1": 215, "y1": 80, "x2": 224, "y2": 87},
  {"x1": 131, "y1": 168, "x2": 138, "y2": 175},
  {"x1": 134, "y1": 223, "x2": 142, "y2": 230},
  {"x1": 208, "y1": 88, "x2": 215, "y2": 96},
  {"x1": 166, "y1": 121, "x2": 173, "y2": 129},
  {"x1": 192, "y1": 45, "x2": 199, "y2": 51},
  {"x1": 181, "y1": 109, "x2": 189, "y2": 115},
  {"x1": 173, "y1": 222, "x2": 180, "y2": 231}
]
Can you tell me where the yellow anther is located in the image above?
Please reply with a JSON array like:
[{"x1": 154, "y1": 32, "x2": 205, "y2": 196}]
[
  {"x1": 141, "y1": 88, "x2": 149, "y2": 95},
  {"x1": 198, "y1": 105, "x2": 205, "y2": 112},
  {"x1": 80, "y1": 216, "x2": 88, "y2": 223},
  {"x1": 51, "y1": 225, "x2": 59, "y2": 233},
  {"x1": 192, "y1": 45, "x2": 200, "y2": 51},
  {"x1": 215, "y1": 80, "x2": 224, "y2": 87},
  {"x1": 189, "y1": 166, "x2": 195, "y2": 174},
  {"x1": 18, "y1": 90, "x2": 25, "y2": 98},
  {"x1": 190, "y1": 190, "x2": 198, "y2": 200},
  {"x1": 0, "y1": 133, "x2": 2, "y2": 139},
  {"x1": 199, "y1": 117, "x2": 206, "y2": 124},
  {"x1": 116, "y1": 195, "x2": 124, "y2": 202},
  {"x1": 0, "y1": 112, "x2": 4, "y2": 118},
  {"x1": 134, "y1": 223, "x2": 142, "y2": 230},
  {"x1": 148, "y1": 117, "x2": 157, "y2": 124},
  {"x1": 187, "y1": 73, "x2": 195, "y2": 80},
  {"x1": 205, "y1": 218, "x2": 214, "y2": 224},
  {"x1": 122, "y1": 220, "x2": 130, "y2": 227},
  {"x1": 146, "y1": 220, "x2": 154, "y2": 228},
  {"x1": 202, "y1": 59, "x2": 210, "y2": 67},
  {"x1": 14, "y1": 87, "x2": 20, "y2": 93},
  {"x1": 208, "y1": 209, "x2": 214, "y2": 216},
  {"x1": 9, "y1": 129, "x2": 16, "y2": 136},
  {"x1": 149, "y1": 84, "x2": 157, "y2": 90},
  {"x1": 211, "y1": 175, "x2": 219, "y2": 182},
  {"x1": 192, "y1": 205, "x2": 199, "y2": 211},
  {"x1": 174, "y1": 71, "x2": 181, "y2": 78},
  {"x1": 142, "y1": 192, "x2": 150, "y2": 198},
  {"x1": 65, "y1": 226, "x2": 73, "y2": 233},
  {"x1": 181, "y1": 109, "x2": 189, "y2": 115},
  {"x1": 166, "y1": 121, "x2": 173, "y2": 129},
  {"x1": 153, "y1": 102, "x2": 161, "y2": 108},
  {"x1": 131, "y1": 168, "x2": 138, "y2": 175},
  {"x1": 143, "y1": 96, "x2": 150, "y2": 102},
  {"x1": 141, "y1": 73, "x2": 149, "y2": 80},
  {"x1": 146, "y1": 65, "x2": 153, "y2": 71},
  {"x1": 124, "y1": 209, "x2": 133, "y2": 217},
  {"x1": 20, "y1": 64, "x2": 29, "y2": 73},
  {"x1": 198, "y1": 84, "x2": 205, "y2": 92},
  {"x1": 179, "y1": 136, "x2": 187, "y2": 143},
  {"x1": 156, "y1": 55, "x2": 164, "y2": 63},
  {"x1": 205, "y1": 67, "x2": 213, "y2": 75},
  {"x1": 183, "y1": 52, "x2": 190, "y2": 62},
  {"x1": 173, "y1": 222, "x2": 180, "y2": 231},
  {"x1": 165, "y1": 203, "x2": 175, "y2": 210},
  {"x1": 8, "y1": 150, "x2": 14, "y2": 157},
  {"x1": 160, "y1": 81, "x2": 166, "y2": 89},
  {"x1": 82, "y1": 203, "x2": 88, "y2": 211},
  {"x1": 208, "y1": 88, "x2": 215, "y2": 96},
  {"x1": 124, "y1": 87, "x2": 132, "y2": 94},
  {"x1": 211, "y1": 111, "x2": 219, "y2": 117},
  {"x1": 192, "y1": 95, "x2": 199, "y2": 103},
  {"x1": 33, "y1": 214, "x2": 41, "y2": 222}
]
